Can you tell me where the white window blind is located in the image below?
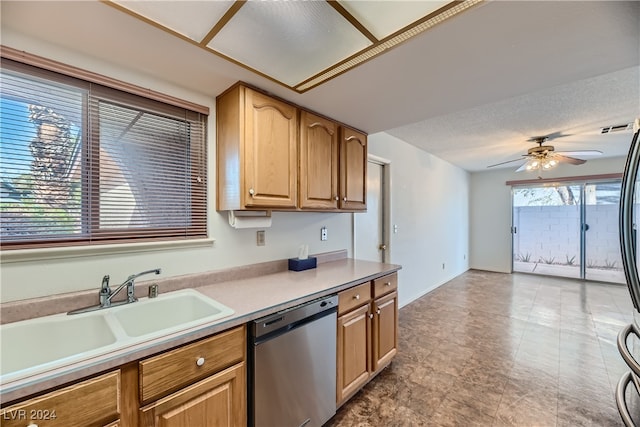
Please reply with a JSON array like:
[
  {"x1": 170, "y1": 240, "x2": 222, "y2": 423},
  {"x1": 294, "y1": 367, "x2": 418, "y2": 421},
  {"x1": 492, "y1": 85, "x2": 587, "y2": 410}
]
[{"x1": 0, "y1": 59, "x2": 207, "y2": 249}]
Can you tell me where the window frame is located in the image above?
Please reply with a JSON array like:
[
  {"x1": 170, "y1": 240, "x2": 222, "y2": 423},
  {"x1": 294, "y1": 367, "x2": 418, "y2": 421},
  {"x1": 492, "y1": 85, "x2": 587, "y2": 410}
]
[{"x1": 0, "y1": 49, "x2": 209, "y2": 250}]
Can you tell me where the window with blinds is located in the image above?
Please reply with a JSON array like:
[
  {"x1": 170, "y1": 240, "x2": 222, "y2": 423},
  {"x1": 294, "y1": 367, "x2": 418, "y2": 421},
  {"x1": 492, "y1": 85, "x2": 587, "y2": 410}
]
[{"x1": 0, "y1": 59, "x2": 207, "y2": 249}]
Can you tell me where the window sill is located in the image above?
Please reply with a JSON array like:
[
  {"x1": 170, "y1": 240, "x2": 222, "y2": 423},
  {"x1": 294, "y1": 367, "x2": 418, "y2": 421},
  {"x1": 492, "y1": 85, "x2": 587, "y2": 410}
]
[{"x1": 0, "y1": 238, "x2": 216, "y2": 264}]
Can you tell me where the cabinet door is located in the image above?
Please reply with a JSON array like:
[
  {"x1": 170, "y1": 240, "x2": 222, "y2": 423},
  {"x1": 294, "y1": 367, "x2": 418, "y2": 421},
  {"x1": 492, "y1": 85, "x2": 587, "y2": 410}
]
[
  {"x1": 337, "y1": 304, "x2": 371, "y2": 406},
  {"x1": 299, "y1": 111, "x2": 338, "y2": 209},
  {"x1": 339, "y1": 127, "x2": 367, "y2": 210},
  {"x1": 140, "y1": 363, "x2": 246, "y2": 427},
  {"x1": 372, "y1": 291, "x2": 398, "y2": 373},
  {"x1": 243, "y1": 88, "x2": 297, "y2": 208}
]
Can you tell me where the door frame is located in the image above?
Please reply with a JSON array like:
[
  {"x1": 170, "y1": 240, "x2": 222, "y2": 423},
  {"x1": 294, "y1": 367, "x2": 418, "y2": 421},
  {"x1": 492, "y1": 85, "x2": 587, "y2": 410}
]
[{"x1": 352, "y1": 154, "x2": 391, "y2": 262}]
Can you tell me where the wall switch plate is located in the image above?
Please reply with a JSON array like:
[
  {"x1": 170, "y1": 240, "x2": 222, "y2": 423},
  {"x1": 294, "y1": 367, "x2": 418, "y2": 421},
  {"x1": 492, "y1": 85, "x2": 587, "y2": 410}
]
[
  {"x1": 257, "y1": 230, "x2": 265, "y2": 246},
  {"x1": 321, "y1": 226, "x2": 328, "y2": 241}
]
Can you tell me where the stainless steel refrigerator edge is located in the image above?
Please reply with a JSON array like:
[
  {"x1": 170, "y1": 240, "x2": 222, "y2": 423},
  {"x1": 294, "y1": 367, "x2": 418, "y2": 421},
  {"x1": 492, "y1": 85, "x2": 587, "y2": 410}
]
[{"x1": 617, "y1": 118, "x2": 640, "y2": 426}]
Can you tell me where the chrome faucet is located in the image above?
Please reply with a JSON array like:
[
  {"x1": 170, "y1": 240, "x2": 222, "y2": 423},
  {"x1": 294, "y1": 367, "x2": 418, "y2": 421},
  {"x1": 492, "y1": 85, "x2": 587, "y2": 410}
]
[
  {"x1": 102, "y1": 268, "x2": 162, "y2": 308},
  {"x1": 68, "y1": 268, "x2": 161, "y2": 315}
]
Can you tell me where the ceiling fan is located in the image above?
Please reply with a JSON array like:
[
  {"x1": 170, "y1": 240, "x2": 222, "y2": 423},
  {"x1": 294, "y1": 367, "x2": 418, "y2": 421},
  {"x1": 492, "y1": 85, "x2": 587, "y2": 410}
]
[{"x1": 487, "y1": 134, "x2": 603, "y2": 172}]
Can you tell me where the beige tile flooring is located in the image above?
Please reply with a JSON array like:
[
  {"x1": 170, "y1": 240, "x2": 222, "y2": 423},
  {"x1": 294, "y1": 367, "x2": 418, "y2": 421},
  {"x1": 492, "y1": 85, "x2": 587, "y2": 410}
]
[{"x1": 327, "y1": 270, "x2": 635, "y2": 426}]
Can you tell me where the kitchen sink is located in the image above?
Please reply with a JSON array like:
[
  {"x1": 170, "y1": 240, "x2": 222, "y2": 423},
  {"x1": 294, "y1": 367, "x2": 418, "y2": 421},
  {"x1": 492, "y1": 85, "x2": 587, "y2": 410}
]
[
  {"x1": 0, "y1": 289, "x2": 234, "y2": 383},
  {"x1": 0, "y1": 313, "x2": 118, "y2": 378},
  {"x1": 110, "y1": 289, "x2": 234, "y2": 338}
]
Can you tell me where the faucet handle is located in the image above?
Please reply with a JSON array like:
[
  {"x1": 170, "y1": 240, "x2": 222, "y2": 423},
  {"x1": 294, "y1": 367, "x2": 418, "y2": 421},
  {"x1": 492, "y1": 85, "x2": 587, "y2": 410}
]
[
  {"x1": 101, "y1": 274, "x2": 109, "y2": 289},
  {"x1": 99, "y1": 275, "x2": 111, "y2": 308},
  {"x1": 100, "y1": 275, "x2": 111, "y2": 293}
]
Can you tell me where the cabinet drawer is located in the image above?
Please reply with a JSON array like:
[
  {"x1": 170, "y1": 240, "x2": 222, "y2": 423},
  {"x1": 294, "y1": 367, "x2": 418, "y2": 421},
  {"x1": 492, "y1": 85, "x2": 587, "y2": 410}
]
[
  {"x1": 373, "y1": 272, "x2": 398, "y2": 298},
  {"x1": 0, "y1": 371, "x2": 120, "y2": 427},
  {"x1": 139, "y1": 325, "x2": 245, "y2": 403},
  {"x1": 338, "y1": 282, "x2": 371, "y2": 315}
]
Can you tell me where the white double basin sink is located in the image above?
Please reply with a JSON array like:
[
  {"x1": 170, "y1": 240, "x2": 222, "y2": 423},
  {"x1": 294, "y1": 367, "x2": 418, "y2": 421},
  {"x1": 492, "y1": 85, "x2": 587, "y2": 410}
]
[{"x1": 0, "y1": 289, "x2": 234, "y2": 384}]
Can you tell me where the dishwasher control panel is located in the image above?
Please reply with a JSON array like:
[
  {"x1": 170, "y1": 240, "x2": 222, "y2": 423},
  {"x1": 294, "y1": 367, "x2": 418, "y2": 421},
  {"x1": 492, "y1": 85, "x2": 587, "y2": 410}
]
[{"x1": 252, "y1": 295, "x2": 337, "y2": 339}]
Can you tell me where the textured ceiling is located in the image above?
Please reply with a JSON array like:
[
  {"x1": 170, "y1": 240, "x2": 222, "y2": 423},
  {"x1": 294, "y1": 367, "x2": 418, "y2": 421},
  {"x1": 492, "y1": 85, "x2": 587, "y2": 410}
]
[
  {"x1": 1, "y1": 0, "x2": 639, "y2": 172},
  {"x1": 387, "y1": 66, "x2": 640, "y2": 171}
]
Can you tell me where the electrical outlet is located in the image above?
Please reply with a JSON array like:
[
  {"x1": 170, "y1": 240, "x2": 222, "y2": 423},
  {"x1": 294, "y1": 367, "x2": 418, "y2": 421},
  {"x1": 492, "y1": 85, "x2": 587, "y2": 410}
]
[
  {"x1": 321, "y1": 226, "x2": 328, "y2": 241},
  {"x1": 257, "y1": 230, "x2": 265, "y2": 246},
  {"x1": 442, "y1": 263, "x2": 445, "y2": 270}
]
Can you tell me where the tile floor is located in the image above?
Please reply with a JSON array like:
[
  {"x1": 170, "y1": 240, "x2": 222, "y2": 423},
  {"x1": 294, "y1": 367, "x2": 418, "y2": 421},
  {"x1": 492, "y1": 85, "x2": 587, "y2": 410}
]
[{"x1": 326, "y1": 270, "x2": 636, "y2": 426}]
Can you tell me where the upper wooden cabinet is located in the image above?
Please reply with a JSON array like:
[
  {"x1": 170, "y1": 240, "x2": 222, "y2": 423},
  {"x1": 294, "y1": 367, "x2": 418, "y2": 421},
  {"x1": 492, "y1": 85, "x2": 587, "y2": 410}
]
[
  {"x1": 217, "y1": 85, "x2": 298, "y2": 210},
  {"x1": 299, "y1": 111, "x2": 339, "y2": 210},
  {"x1": 217, "y1": 83, "x2": 367, "y2": 212},
  {"x1": 339, "y1": 127, "x2": 367, "y2": 210}
]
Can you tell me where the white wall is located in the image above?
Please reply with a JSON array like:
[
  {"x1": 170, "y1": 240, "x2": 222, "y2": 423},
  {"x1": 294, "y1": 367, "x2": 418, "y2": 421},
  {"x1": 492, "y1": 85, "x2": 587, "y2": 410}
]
[
  {"x1": 0, "y1": 34, "x2": 352, "y2": 303},
  {"x1": 368, "y1": 133, "x2": 470, "y2": 307},
  {"x1": 469, "y1": 156, "x2": 626, "y2": 273},
  {"x1": 1, "y1": 33, "x2": 472, "y2": 307}
]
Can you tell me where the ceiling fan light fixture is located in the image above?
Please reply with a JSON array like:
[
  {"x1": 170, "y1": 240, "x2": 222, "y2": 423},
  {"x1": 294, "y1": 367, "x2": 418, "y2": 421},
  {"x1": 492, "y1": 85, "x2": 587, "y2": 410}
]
[
  {"x1": 487, "y1": 132, "x2": 603, "y2": 172},
  {"x1": 538, "y1": 157, "x2": 558, "y2": 170},
  {"x1": 526, "y1": 160, "x2": 539, "y2": 170}
]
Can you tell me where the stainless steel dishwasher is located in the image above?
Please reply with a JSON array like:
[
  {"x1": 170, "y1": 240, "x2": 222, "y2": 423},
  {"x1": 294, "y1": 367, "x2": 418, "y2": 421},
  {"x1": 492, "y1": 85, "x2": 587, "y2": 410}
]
[{"x1": 249, "y1": 294, "x2": 338, "y2": 427}]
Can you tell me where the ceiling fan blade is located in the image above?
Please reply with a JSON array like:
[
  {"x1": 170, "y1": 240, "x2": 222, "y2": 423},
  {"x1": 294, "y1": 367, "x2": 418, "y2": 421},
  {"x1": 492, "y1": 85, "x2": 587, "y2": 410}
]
[
  {"x1": 487, "y1": 158, "x2": 526, "y2": 168},
  {"x1": 527, "y1": 132, "x2": 572, "y2": 142},
  {"x1": 554, "y1": 150, "x2": 603, "y2": 157},
  {"x1": 515, "y1": 162, "x2": 530, "y2": 172},
  {"x1": 555, "y1": 154, "x2": 586, "y2": 165}
]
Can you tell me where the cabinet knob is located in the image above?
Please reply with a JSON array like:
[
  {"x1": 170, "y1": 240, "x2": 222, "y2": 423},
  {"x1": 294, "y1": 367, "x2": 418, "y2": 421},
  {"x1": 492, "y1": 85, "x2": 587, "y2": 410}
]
[
  {"x1": 369, "y1": 313, "x2": 374, "y2": 319},
  {"x1": 376, "y1": 308, "x2": 381, "y2": 315},
  {"x1": 385, "y1": 282, "x2": 391, "y2": 287},
  {"x1": 353, "y1": 294, "x2": 360, "y2": 300},
  {"x1": 343, "y1": 197, "x2": 347, "y2": 201},
  {"x1": 27, "y1": 424, "x2": 38, "y2": 427},
  {"x1": 249, "y1": 188, "x2": 255, "y2": 196},
  {"x1": 196, "y1": 357, "x2": 205, "y2": 367},
  {"x1": 335, "y1": 196, "x2": 339, "y2": 201}
]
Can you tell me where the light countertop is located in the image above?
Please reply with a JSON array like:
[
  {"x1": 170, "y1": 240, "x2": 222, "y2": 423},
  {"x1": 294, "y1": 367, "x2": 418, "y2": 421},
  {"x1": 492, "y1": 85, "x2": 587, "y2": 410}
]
[{"x1": 1, "y1": 258, "x2": 401, "y2": 403}]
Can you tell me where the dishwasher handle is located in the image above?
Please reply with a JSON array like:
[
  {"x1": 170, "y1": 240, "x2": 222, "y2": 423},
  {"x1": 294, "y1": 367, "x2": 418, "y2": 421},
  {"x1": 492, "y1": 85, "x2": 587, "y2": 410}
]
[{"x1": 253, "y1": 295, "x2": 338, "y2": 339}]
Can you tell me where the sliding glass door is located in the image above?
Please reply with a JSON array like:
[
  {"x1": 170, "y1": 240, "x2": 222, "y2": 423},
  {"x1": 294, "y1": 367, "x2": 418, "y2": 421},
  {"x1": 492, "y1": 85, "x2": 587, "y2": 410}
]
[
  {"x1": 512, "y1": 185, "x2": 582, "y2": 279},
  {"x1": 512, "y1": 180, "x2": 624, "y2": 284},
  {"x1": 584, "y1": 181, "x2": 624, "y2": 283}
]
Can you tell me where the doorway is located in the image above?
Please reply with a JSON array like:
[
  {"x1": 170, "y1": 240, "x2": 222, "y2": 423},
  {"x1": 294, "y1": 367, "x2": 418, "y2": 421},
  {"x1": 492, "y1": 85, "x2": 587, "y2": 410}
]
[
  {"x1": 354, "y1": 156, "x2": 390, "y2": 262},
  {"x1": 512, "y1": 180, "x2": 624, "y2": 284}
]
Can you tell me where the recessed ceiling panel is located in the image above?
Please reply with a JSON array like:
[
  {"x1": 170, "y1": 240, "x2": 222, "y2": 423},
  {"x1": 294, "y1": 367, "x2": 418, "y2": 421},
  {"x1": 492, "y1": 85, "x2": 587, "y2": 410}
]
[
  {"x1": 338, "y1": 0, "x2": 451, "y2": 40},
  {"x1": 208, "y1": 1, "x2": 372, "y2": 87},
  {"x1": 113, "y1": 1, "x2": 233, "y2": 42}
]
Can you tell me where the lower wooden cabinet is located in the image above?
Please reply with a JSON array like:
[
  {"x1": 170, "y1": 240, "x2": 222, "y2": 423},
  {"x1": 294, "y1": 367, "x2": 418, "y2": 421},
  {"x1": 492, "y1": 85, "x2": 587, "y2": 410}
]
[
  {"x1": 337, "y1": 304, "x2": 371, "y2": 404},
  {"x1": 336, "y1": 273, "x2": 398, "y2": 407},
  {"x1": 139, "y1": 363, "x2": 246, "y2": 427},
  {"x1": 138, "y1": 326, "x2": 246, "y2": 427},
  {"x1": 0, "y1": 370, "x2": 121, "y2": 427},
  {"x1": 372, "y1": 291, "x2": 398, "y2": 373}
]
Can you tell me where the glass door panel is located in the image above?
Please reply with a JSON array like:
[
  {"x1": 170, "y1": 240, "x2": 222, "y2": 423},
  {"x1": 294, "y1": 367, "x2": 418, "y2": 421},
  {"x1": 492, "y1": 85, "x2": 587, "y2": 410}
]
[
  {"x1": 513, "y1": 185, "x2": 582, "y2": 279},
  {"x1": 584, "y1": 181, "x2": 625, "y2": 283}
]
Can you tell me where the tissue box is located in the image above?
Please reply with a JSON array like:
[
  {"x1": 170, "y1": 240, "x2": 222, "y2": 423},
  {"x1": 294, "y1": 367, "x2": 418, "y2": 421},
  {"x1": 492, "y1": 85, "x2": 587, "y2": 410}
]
[{"x1": 288, "y1": 257, "x2": 317, "y2": 272}]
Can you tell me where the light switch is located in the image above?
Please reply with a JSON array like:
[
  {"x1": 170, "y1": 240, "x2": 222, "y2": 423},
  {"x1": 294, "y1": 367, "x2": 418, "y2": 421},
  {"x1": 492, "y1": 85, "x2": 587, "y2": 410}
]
[{"x1": 321, "y1": 226, "x2": 328, "y2": 241}]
